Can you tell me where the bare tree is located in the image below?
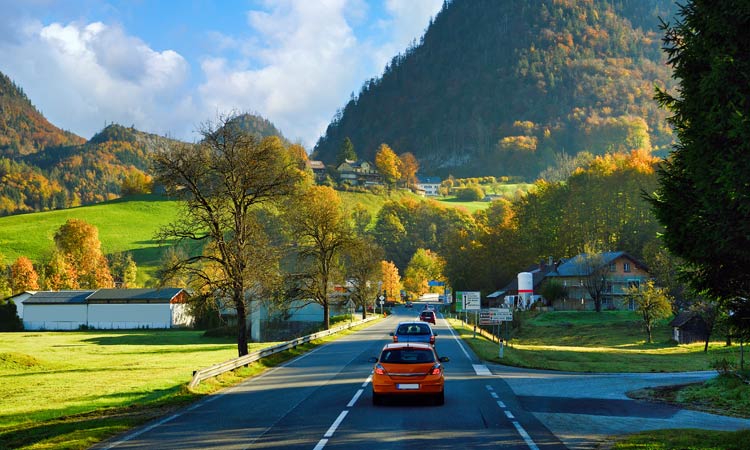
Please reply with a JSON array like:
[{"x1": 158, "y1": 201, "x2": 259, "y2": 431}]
[
  {"x1": 574, "y1": 249, "x2": 608, "y2": 312},
  {"x1": 153, "y1": 114, "x2": 305, "y2": 356}
]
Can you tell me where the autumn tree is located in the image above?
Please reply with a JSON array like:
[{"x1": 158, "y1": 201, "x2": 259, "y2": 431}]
[
  {"x1": 651, "y1": 1, "x2": 750, "y2": 327},
  {"x1": 344, "y1": 237, "x2": 384, "y2": 319},
  {"x1": 283, "y1": 185, "x2": 354, "y2": 330},
  {"x1": 9, "y1": 256, "x2": 39, "y2": 294},
  {"x1": 374, "y1": 143, "x2": 401, "y2": 191},
  {"x1": 381, "y1": 260, "x2": 402, "y2": 302},
  {"x1": 53, "y1": 219, "x2": 113, "y2": 289},
  {"x1": 351, "y1": 203, "x2": 372, "y2": 236},
  {"x1": 153, "y1": 114, "x2": 304, "y2": 357},
  {"x1": 626, "y1": 280, "x2": 672, "y2": 343},
  {"x1": 42, "y1": 250, "x2": 78, "y2": 290},
  {"x1": 120, "y1": 168, "x2": 153, "y2": 196},
  {"x1": 403, "y1": 248, "x2": 446, "y2": 297},
  {"x1": 337, "y1": 137, "x2": 357, "y2": 165},
  {"x1": 109, "y1": 252, "x2": 138, "y2": 288},
  {"x1": 398, "y1": 152, "x2": 419, "y2": 189},
  {"x1": 0, "y1": 256, "x2": 10, "y2": 299}
]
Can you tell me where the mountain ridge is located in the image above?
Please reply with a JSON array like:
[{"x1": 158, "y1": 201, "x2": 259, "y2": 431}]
[{"x1": 312, "y1": 0, "x2": 677, "y2": 179}]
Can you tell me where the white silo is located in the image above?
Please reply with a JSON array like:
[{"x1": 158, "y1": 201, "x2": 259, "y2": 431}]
[{"x1": 518, "y1": 272, "x2": 533, "y2": 310}]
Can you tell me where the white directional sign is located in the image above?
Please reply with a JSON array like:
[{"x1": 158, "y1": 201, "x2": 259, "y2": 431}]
[
  {"x1": 462, "y1": 291, "x2": 481, "y2": 310},
  {"x1": 489, "y1": 307, "x2": 513, "y2": 321}
]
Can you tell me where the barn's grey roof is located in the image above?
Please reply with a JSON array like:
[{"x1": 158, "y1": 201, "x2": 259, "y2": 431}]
[
  {"x1": 87, "y1": 288, "x2": 184, "y2": 301},
  {"x1": 22, "y1": 290, "x2": 95, "y2": 304},
  {"x1": 21, "y1": 288, "x2": 184, "y2": 305}
]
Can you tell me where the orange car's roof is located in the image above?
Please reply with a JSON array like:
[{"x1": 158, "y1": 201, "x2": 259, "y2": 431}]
[{"x1": 381, "y1": 342, "x2": 433, "y2": 351}]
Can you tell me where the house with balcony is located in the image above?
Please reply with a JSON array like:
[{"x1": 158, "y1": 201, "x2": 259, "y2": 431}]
[
  {"x1": 336, "y1": 160, "x2": 382, "y2": 186},
  {"x1": 543, "y1": 251, "x2": 650, "y2": 311}
]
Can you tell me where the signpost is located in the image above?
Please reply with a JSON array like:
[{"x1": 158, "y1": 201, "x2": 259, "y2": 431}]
[{"x1": 379, "y1": 295, "x2": 385, "y2": 315}]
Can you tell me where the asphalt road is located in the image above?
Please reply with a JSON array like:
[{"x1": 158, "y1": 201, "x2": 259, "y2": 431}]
[{"x1": 96, "y1": 305, "x2": 750, "y2": 450}]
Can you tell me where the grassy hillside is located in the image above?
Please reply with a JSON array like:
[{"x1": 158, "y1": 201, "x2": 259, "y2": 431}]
[
  {"x1": 1, "y1": 190, "x2": 471, "y2": 286},
  {"x1": 0, "y1": 194, "x2": 179, "y2": 284}
]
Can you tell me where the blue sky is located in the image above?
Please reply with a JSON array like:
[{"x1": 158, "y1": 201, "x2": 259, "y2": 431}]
[{"x1": 0, "y1": 0, "x2": 442, "y2": 148}]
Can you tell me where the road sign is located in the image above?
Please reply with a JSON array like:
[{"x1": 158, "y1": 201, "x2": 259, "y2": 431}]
[
  {"x1": 428, "y1": 280, "x2": 445, "y2": 287},
  {"x1": 479, "y1": 310, "x2": 496, "y2": 325},
  {"x1": 489, "y1": 307, "x2": 513, "y2": 321},
  {"x1": 462, "y1": 291, "x2": 481, "y2": 310}
]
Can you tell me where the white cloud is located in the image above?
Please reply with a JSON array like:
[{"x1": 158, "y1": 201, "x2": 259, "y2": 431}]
[
  {"x1": 197, "y1": 0, "x2": 361, "y2": 147},
  {"x1": 197, "y1": 0, "x2": 442, "y2": 149},
  {"x1": 0, "y1": 0, "x2": 442, "y2": 147},
  {"x1": 0, "y1": 17, "x2": 195, "y2": 140}
]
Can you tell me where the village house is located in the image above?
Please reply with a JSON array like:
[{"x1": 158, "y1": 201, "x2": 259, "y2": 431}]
[
  {"x1": 543, "y1": 251, "x2": 650, "y2": 311},
  {"x1": 305, "y1": 160, "x2": 327, "y2": 183},
  {"x1": 336, "y1": 160, "x2": 382, "y2": 186},
  {"x1": 416, "y1": 176, "x2": 442, "y2": 196}
]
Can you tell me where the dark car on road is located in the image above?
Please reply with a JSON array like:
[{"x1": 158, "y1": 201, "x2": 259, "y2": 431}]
[
  {"x1": 419, "y1": 310, "x2": 437, "y2": 324},
  {"x1": 390, "y1": 321, "x2": 437, "y2": 346}
]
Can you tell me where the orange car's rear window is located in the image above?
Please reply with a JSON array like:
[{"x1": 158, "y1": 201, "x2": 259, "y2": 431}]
[{"x1": 380, "y1": 349, "x2": 435, "y2": 364}]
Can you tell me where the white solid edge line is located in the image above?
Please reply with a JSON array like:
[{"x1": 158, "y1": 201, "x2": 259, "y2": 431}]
[
  {"x1": 505, "y1": 410, "x2": 515, "y2": 419},
  {"x1": 443, "y1": 317, "x2": 473, "y2": 360},
  {"x1": 313, "y1": 438, "x2": 328, "y2": 450},
  {"x1": 512, "y1": 421, "x2": 540, "y2": 450}
]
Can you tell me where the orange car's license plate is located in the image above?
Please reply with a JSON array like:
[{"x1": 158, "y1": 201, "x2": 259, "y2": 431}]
[{"x1": 397, "y1": 384, "x2": 420, "y2": 390}]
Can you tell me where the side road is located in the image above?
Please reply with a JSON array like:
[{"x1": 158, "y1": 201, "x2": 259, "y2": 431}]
[{"x1": 486, "y1": 362, "x2": 750, "y2": 449}]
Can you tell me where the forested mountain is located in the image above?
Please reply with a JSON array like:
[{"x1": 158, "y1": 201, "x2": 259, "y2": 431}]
[
  {"x1": 0, "y1": 72, "x2": 85, "y2": 157},
  {"x1": 313, "y1": 0, "x2": 677, "y2": 179},
  {"x1": 0, "y1": 69, "x2": 287, "y2": 216}
]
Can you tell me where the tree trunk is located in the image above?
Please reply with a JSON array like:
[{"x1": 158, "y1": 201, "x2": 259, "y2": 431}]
[
  {"x1": 594, "y1": 297, "x2": 602, "y2": 312},
  {"x1": 361, "y1": 309, "x2": 367, "y2": 320},
  {"x1": 323, "y1": 300, "x2": 330, "y2": 329},
  {"x1": 235, "y1": 299, "x2": 249, "y2": 357}
]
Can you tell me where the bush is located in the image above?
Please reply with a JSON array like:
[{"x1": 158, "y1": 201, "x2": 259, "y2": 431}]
[
  {"x1": 456, "y1": 185, "x2": 485, "y2": 201},
  {"x1": 0, "y1": 301, "x2": 23, "y2": 331}
]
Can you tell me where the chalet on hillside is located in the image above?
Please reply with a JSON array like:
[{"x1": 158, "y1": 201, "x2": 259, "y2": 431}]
[
  {"x1": 336, "y1": 160, "x2": 382, "y2": 186},
  {"x1": 306, "y1": 160, "x2": 327, "y2": 182}
]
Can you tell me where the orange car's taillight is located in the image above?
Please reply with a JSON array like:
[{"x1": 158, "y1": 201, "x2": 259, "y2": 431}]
[
  {"x1": 429, "y1": 363, "x2": 442, "y2": 375},
  {"x1": 392, "y1": 335, "x2": 398, "y2": 342},
  {"x1": 374, "y1": 363, "x2": 386, "y2": 375}
]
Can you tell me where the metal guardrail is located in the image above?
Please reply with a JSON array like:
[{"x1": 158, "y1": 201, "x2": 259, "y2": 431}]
[{"x1": 188, "y1": 315, "x2": 380, "y2": 389}]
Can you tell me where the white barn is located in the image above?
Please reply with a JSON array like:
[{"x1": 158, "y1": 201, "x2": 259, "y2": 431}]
[{"x1": 16, "y1": 288, "x2": 192, "y2": 330}]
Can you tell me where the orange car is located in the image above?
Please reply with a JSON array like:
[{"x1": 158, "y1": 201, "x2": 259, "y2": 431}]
[{"x1": 371, "y1": 342, "x2": 449, "y2": 405}]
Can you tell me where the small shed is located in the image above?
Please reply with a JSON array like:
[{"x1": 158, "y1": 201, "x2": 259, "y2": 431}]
[{"x1": 669, "y1": 311, "x2": 708, "y2": 344}]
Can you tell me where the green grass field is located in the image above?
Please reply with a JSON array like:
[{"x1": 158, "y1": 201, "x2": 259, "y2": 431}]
[
  {"x1": 0, "y1": 317, "x2": 382, "y2": 449},
  {"x1": 449, "y1": 311, "x2": 741, "y2": 372}
]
